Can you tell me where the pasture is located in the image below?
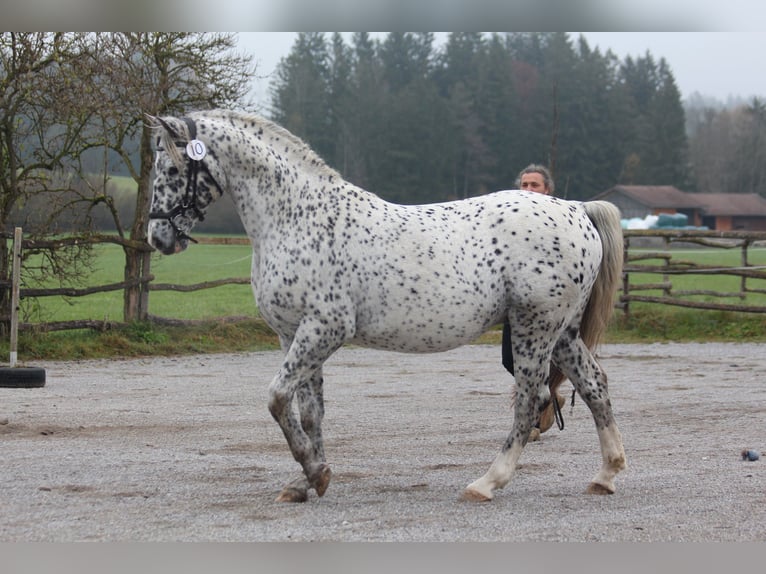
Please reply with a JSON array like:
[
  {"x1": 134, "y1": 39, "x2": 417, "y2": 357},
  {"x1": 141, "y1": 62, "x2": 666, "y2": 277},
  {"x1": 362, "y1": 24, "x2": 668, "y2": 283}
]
[
  {"x1": 626, "y1": 245, "x2": 766, "y2": 306},
  {"x1": 28, "y1": 240, "x2": 257, "y2": 323}
]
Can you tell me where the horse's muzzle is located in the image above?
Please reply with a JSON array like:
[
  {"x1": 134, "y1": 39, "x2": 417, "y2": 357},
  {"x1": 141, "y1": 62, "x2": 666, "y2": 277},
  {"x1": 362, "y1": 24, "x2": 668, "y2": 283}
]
[{"x1": 148, "y1": 221, "x2": 189, "y2": 255}]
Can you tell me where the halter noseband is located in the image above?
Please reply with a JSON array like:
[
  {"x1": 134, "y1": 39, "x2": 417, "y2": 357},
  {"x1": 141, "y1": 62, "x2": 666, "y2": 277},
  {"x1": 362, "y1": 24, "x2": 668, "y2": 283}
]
[{"x1": 149, "y1": 117, "x2": 219, "y2": 244}]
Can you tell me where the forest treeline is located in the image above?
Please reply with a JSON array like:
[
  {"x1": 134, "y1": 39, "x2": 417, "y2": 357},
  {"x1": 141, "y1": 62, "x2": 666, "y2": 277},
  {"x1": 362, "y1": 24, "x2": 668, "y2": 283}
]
[
  {"x1": 269, "y1": 31, "x2": 687, "y2": 203},
  {"x1": 268, "y1": 32, "x2": 766, "y2": 206}
]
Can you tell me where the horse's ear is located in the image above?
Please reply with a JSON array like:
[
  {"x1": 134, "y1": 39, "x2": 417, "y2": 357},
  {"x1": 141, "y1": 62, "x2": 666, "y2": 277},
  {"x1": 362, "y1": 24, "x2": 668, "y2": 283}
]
[
  {"x1": 145, "y1": 114, "x2": 184, "y2": 140},
  {"x1": 158, "y1": 117, "x2": 182, "y2": 139}
]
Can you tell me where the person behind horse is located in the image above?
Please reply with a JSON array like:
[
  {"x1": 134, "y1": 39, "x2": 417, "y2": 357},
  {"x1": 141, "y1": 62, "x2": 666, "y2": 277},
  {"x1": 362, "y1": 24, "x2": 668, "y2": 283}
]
[{"x1": 503, "y1": 164, "x2": 567, "y2": 441}]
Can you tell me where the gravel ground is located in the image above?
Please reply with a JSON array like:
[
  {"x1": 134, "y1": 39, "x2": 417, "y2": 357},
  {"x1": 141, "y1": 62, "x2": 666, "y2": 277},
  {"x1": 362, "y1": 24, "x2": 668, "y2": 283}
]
[{"x1": 1, "y1": 342, "x2": 764, "y2": 541}]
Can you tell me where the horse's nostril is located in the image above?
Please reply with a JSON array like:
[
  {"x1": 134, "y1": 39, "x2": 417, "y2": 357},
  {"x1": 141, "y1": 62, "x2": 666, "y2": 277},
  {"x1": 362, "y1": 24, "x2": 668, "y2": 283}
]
[
  {"x1": 149, "y1": 230, "x2": 173, "y2": 255},
  {"x1": 155, "y1": 239, "x2": 177, "y2": 256}
]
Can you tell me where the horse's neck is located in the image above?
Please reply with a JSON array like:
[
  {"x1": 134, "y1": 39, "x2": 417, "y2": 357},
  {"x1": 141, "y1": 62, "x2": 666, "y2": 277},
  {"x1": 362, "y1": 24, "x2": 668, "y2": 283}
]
[{"x1": 222, "y1": 121, "x2": 343, "y2": 242}]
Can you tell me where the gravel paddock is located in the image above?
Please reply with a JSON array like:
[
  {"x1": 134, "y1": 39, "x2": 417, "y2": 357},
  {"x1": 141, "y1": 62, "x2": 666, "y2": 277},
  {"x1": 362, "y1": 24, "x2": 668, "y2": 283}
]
[{"x1": 1, "y1": 343, "x2": 764, "y2": 541}]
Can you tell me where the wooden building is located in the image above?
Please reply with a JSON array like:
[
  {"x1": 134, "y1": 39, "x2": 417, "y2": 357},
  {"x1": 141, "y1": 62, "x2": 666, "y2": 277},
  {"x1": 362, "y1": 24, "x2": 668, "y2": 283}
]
[{"x1": 593, "y1": 185, "x2": 766, "y2": 231}]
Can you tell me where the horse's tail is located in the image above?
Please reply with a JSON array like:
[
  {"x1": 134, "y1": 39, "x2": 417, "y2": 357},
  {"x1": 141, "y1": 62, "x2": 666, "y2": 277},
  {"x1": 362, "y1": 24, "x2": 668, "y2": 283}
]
[
  {"x1": 580, "y1": 200, "x2": 624, "y2": 350},
  {"x1": 544, "y1": 201, "x2": 623, "y2": 408}
]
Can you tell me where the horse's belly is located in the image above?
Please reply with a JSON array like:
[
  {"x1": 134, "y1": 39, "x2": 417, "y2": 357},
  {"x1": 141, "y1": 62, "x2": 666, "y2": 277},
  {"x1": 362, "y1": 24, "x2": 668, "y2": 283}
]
[{"x1": 352, "y1": 292, "x2": 502, "y2": 353}]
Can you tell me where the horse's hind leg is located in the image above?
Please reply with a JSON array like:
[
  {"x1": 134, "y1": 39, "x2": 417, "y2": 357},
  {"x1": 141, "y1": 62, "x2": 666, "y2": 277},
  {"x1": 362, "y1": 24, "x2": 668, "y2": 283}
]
[
  {"x1": 463, "y1": 350, "x2": 552, "y2": 501},
  {"x1": 553, "y1": 335, "x2": 626, "y2": 494}
]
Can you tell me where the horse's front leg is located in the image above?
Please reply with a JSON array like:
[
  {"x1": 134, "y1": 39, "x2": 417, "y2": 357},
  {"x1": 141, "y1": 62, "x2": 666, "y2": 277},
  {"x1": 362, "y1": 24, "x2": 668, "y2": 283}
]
[
  {"x1": 463, "y1": 359, "x2": 551, "y2": 502},
  {"x1": 268, "y1": 322, "x2": 344, "y2": 502},
  {"x1": 275, "y1": 369, "x2": 328, "y2": 502}
]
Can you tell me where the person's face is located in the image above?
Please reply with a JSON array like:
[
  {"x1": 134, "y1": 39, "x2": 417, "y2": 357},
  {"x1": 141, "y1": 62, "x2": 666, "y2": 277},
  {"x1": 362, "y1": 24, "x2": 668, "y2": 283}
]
[{"x1": 520, "y1": 172, "x2": 550, "y2": 194}]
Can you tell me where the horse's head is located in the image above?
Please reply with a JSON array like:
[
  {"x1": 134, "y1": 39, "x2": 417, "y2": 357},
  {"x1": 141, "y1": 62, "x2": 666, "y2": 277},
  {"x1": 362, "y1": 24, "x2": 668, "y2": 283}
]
[{"x1": 146, "y1": 114, "x2": 224, "y2": 255}]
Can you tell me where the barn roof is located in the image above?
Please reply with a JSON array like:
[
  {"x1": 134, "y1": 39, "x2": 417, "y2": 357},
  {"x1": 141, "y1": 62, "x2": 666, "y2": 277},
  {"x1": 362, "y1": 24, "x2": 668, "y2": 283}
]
[
  {"x1": 596, "y1": 185, "x2": 705, "y2": 209},
  {"x1": 692, "y1": 193, "x2": 766, "y2": 216},
  {"x1": 593, "y1": 186, "x2": 766, "y2": 217}
]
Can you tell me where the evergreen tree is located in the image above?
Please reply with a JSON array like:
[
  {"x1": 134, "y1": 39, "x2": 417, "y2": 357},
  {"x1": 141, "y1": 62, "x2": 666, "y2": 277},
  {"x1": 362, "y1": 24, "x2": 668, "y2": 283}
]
[
  {"x1": 647, "y1": 58, "x2": 689, "y2": 187},
  {"x1": 364, "y1": 33, "x2": 444, "y2": 203},
  {"x1": 617, "y1": 53, "x2": 689, "y2": 187},
  {"x1": 477, "y1": 34, "x2": 520, "y2": 193},
  {"x1": 379, "y1": 32, "x2": 433, "y2": 91},
  {"x1": 267, "y1": 32, "x2": 692, "y2": 204},
  {"x1": 437, "y1": 33, "x2": 492, "y2": 198},
  {"x1": 538, "y1": 32, "x2": 580, "y2": 195},
  {"x1": 557, "y1": 36, "x2": 631, "y2": 198},
  {"x1": 504, "y1": 33, "x2": 556, "y2": 180},
  {"x1": 328, "y1": 32, "x2": 354, "y2": 174},
  {"x1": 345, "y1": 32, "x2": 384, "y2": 189},
  {"x1": 270, "y1": 33, "x2": 333, "y2": 161}
]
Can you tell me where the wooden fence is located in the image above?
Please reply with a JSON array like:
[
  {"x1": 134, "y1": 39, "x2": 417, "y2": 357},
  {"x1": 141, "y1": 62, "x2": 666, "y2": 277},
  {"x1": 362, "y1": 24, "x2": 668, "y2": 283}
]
[
  {"x1": 620, "y1": 229, "x2": 766, "y2": 316},
  {"x1": 0, "y1": 233, "x2": 250, "y2": 333},
  {"x1": 2, "y1": 230, "x2": 766, "y2": 334}
]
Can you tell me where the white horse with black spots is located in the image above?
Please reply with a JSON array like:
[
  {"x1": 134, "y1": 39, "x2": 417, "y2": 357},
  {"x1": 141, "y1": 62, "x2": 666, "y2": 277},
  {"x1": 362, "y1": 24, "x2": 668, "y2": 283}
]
[{"x1": 146, "y1": 110, "x2": 627, "y2": 502}]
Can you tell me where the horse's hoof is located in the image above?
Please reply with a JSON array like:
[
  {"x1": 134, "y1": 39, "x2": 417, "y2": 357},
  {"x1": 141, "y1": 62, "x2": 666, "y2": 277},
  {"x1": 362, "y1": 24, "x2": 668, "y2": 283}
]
[
  {"x1": 276, "y1": 486, "x2": 308, "y2": 503},
  {"x1": 312, "y1": 464, "x2": 332, "y2": 497},
  {"x1": 586, "y1": 482, "x2": 615, "y2": 495},
  {"x1": 461, "y1": 488, "x2": 493, "y2": 502}
]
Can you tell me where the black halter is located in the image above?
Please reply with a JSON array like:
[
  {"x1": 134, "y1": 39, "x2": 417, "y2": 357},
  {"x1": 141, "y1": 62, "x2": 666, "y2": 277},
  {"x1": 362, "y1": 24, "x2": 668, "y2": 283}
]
[{"x1": 149, "y1": 117, "x2": 219, "y2": 244}]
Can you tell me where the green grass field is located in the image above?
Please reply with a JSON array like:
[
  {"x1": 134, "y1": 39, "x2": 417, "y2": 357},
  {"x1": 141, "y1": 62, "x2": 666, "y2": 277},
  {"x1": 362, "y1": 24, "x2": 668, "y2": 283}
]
[{"x1": 28, "y1": 241, "x2": 257, "y2": 323}]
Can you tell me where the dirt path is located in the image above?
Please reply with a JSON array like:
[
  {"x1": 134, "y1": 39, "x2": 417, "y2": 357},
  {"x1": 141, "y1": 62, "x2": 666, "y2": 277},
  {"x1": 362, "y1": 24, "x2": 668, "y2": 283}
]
[{"x1": 1, "y1": 343, "x2": 764, "y2": 541}]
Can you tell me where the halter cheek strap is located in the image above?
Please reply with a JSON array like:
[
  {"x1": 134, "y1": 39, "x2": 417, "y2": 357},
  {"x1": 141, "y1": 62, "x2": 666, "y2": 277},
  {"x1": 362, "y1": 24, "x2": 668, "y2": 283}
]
[{"x1": 149, "y1": 117, "x2": 221, "y2": 244}]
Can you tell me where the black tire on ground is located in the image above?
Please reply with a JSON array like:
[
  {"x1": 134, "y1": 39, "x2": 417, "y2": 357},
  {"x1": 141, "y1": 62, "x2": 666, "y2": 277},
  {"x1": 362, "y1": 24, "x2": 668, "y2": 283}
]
[{"x1": 0, "y1": 366, "x2": 46, "y2": 388}]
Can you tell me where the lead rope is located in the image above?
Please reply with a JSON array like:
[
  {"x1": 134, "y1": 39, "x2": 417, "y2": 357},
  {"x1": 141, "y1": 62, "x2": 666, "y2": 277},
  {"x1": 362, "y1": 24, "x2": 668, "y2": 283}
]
[
  {"x1": 552, "y1": 380, "x2": 565, "y2": 431},
  {"x1": 553, "y1": 387, "x2": 578, "y2": 431}
]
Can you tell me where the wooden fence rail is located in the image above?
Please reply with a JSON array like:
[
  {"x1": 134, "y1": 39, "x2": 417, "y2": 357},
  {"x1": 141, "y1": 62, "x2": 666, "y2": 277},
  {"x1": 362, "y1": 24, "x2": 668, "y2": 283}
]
[
  {"x1": 621, "y1": 229, "x2": 766, "y2": 316},
  {"x1": 2, "y1": 230, "x2": 766, "y2": 333}
]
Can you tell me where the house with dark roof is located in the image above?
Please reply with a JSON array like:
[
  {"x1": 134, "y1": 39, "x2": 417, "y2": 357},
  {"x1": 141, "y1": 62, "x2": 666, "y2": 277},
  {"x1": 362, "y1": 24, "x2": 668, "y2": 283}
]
[
  {"x1": 592, "y1": 185, "x2": 766, "y2": 231},
  {"x1": 692, "y1": 193, "x2": 766, "y2": 231}
]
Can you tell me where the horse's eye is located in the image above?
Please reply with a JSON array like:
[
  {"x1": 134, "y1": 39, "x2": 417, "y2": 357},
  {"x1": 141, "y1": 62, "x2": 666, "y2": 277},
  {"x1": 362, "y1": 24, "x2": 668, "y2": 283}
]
[{"x1": 168, "y1": 167, "x2": 179, "y2": 176}]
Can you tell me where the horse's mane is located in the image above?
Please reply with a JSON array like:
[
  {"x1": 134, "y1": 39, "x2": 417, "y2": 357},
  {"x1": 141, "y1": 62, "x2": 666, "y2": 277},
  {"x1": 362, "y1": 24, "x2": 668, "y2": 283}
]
[{"x1": 190, "y1": 109, "x2": 343, "y2": 180}]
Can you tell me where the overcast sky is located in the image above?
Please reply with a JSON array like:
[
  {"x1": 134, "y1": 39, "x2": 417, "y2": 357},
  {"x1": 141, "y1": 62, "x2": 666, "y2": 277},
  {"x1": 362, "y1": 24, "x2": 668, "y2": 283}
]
[
  {"x1": 238, "y1": 32, "x2": 766, "y2": 110},
  {"x1": 7, "y1": 1, "x2": 764, "y2": 106}
]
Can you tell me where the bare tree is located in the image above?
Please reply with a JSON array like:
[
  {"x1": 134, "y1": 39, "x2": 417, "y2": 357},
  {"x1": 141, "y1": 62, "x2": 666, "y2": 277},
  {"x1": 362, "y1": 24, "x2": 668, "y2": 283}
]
[
  {"x1": 688, "y1": 98, "x2": 766, "y2": 195},
  {"x1": 0, "y1": 32, "x2": 100, "y2": 329},
  {"x1": 1, "y1": 32, "x2": 255, "y2": 328},
  {"x1": 84, "y1": 33, "x2": 255, "y2": 321}
]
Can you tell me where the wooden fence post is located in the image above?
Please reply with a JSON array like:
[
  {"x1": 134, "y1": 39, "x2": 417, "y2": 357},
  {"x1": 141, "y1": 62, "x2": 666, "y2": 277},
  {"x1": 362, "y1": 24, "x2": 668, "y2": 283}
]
[
  {"x1": 662, "y1": 235, "x2": 671, "y2": 298},
  {"x1": 139, "y1": 250, "x2": 151, "y2": 321},
  {"x1": 740, "y1": 240, "x2": 749, "y2": 299},
  {"x1": 621, "y1": 234, "x2": 630, "y2": 318},
  {"x1": 9, "y1": 227, "x2": 22, "y2": 368}
]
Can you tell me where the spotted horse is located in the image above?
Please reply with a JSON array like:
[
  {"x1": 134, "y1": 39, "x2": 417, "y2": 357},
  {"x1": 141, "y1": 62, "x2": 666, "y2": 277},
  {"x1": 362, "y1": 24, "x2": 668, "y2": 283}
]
[{"x1": 146, "y1": 110, "x2": 627, "y2": 502}]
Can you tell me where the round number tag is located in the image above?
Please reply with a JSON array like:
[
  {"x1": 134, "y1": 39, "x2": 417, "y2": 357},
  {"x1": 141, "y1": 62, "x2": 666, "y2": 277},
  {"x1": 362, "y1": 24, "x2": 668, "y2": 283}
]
[{"x1": 186, "y1": 139, "x2": 207, "y2": 160}]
